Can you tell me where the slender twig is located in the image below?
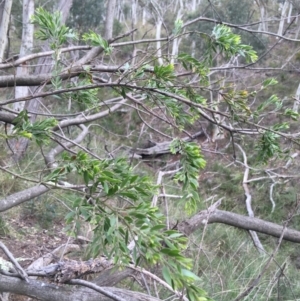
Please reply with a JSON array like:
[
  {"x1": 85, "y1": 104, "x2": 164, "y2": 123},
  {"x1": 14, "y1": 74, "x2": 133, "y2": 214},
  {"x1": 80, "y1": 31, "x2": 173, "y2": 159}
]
[
  {"x1": 128, "y1": 265, "x2": 189, "y2": 301},
  {"x1": 0, "y1": 242, "x2": 29, "y2": 282},
  {"x1": 237, "y1": 144, "x2": 265, "y2": 254}
]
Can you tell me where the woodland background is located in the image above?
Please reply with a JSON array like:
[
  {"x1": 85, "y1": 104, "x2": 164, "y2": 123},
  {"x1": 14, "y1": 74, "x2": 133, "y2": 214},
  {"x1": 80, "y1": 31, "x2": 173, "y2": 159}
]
[{"x1": 1, "y1": 0, "x2": 300, "y2": 300}]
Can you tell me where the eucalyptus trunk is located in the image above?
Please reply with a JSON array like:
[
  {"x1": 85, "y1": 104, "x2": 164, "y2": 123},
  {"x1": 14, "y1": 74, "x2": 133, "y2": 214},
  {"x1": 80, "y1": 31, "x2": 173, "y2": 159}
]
[
  {"x1": 104, "y1": 0, "x2": 116, "y2": 39},
  {"x1": 0, "y1": 0, "x2": 13, "y2": 62},
  {"x1": 9, "y1": 0, "x2": 73, "y2": 161},
  {"x1": 13, "y1": 0, "x2": 34, "y2": 113},
  {"x1": 277, "y1": 0, "x2": 290, "y2": 36}
]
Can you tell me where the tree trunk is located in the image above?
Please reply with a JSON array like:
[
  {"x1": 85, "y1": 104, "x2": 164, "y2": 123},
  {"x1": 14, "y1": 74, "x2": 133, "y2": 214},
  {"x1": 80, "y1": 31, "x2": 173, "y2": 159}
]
[
  {"x1": 277, "y1": 0, "x2": 290, "y2": 36},
  {"x1": 9, "y1": 0, "x2": 73, "y2": 161},
  {"x1": 0, "y1": 0, "x2": 13, "y2": 62},
  {"x1": 293, "y1": 83, "x2": 300, "y2": 112},
  {"x1": 171, "y1": 1, "x2": 183, "y2": 64},
  {"x1": 256, "y1": 0, "x2": 268, "y2": 32},
  {"x1": 131, "y1": 0, "x2": 138, "y2": 26},
  {"x1": 13, "y1": 0, "x2": 34, "y2": 113},
  {"x1": 104, "y1": 0, "x2": 116, "y2": 39},
  {"x1": 156, "y1": 19, "x2": 163, "y2": 65},
  {"x1": 142, "y1": 5, "x2": 147, "y2": 25},
  {"x1": 191, "y1": 0, "x2": 197, "y2": 11},
  {"x1": 287, "y1": 2, "x2": 293, "y2": 23}
]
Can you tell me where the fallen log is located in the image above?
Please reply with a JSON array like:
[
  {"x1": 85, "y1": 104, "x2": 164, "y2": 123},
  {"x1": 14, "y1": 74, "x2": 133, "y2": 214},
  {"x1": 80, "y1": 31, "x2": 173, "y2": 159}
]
[
  {"x1": 178, "y1": 201, "x2": 300, "y2": 243},
  {"x1": 131, "y1": 130, "x2": 205, "y2": 157}
]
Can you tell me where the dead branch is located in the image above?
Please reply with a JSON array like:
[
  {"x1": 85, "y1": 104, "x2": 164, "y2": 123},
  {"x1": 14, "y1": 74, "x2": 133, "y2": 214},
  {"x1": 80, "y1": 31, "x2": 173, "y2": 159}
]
[
  {"x1": 27, "y1": 244, "x2": 80, "y2": 273},
  {"x1": 237, "y1": 144, "x2": 265, "y2": 253},
  {"x1": 132, "y1": 130, "x2": 204, "y2": 157},
  {"x1": 53, "y1": 258, "x2": 113, "y2": 283},
  {"x1": 0, "y1": 241, "x2": 29, "y2": 282},
  {"x1": 69, "y1": 279, "x2": 126, "y2": 301},
  {"x1": 177, "y1": 203, "x2": 300, "y2": 243},
  {"x1": 0, "y1": 273, "x2": 162, "y2": 301}
]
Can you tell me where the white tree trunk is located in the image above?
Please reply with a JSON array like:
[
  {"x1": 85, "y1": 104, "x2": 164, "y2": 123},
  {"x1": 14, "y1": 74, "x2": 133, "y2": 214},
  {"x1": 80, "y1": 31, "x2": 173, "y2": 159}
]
[
  {"x1": 142, "y1": 6, "x2": 146, "y2": 25},
  {"x1": 131, "y1": 0, "x2": 138, "y2": 26},
  {"x1": 293, "y1": 83, "x2": 300, "y2": 112},
  {"x1": 156, "y1": 19, "x2": 163, "y2": 65},
  {"x1": 296, "y1": 23, "x2": 300, "y2": 39},
  {"x1": 0, "y1": 0, "x2": 13, "y2": 62},
  {"x1": 171, "y1": 0, "x2": 183, "y2": 64},
  {"x1": 104, "y1": 0, "x2": 116, "y2": 39},
  {"x1": 287, "y1": 2, "x2": 293, "y2": 23},
  {"x1": 255, "y1": 0, "x2": 269, "y2": 32},
  {"x1": 14, "y1": 0, "x2": 34, "y2": 113},
  {"x1": 58, "y1": 0, "x2": 73, "y2": 23},
  {"x1": 191, "y1": 0, "x2": 197, "y2": 11},
  {"x1": 116, "y1": 0, "x2": 124, "y2": 23},
  {"x1": 277, "y1": 0, "x2": 289, "y2": 36},
  {"x1": 10, "y1": 0, "x2": 73, "y2": 160}
]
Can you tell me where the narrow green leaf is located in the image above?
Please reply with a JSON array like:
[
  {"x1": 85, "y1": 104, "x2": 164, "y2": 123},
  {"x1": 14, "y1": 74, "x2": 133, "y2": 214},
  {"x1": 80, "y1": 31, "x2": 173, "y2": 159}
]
[{"x1": 162, "y1": 267, "x2": 172, "y2": 286}]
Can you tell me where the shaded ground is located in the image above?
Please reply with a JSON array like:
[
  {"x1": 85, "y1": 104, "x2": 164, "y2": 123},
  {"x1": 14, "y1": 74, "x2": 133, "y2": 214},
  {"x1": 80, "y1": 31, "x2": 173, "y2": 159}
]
[{"x1": 0, "y1": 216, "x2": 69, "y2": 301}]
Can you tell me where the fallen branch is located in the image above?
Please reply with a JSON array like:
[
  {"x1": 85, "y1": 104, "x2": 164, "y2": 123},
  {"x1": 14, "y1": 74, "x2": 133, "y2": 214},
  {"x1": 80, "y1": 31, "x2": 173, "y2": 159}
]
[
  {"x1": 54, "y1": 257, "x2": 113, "y2": 283},
  {"x1": 0, "y1": 242, "x2": 29, "y2": 282},
  {"x1": 132, "y1": 130, "x2": 204, "y2": 157},
  {"x1": 178, "y1": 204, "x2": 300, "y2": 243},
  {"x1": 0, "y1": 273, "x2": 161, "y2": 301}
]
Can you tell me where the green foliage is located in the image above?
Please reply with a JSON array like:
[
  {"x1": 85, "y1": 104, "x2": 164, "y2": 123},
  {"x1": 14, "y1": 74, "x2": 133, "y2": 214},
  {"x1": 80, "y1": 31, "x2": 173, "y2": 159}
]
[
  {"x1": 145, "y1": 61, "x2": 208, "y2": 129},
  {"x1": 82, "y1": 30, "x2": 113, "y2": 54},
  {"x1": 45, "y1": 149, "x2": 210, "y2": 300},
  {"x1": 64, "y1": 75, "x2": 99, "y2": 110},
  {"x1": 31, "y1": 7, "x2": 77, "y2": 90},
  {"x1": 31, "y1": 7, "x2": 77, "y2": 50},
  {"x1": 284, "y1": 108, "x2": 299, "y2": 120},
  {"x1": 153, "y1": 64, "x2": 176, "y2": 82},
  {"x1": 12, "y1": 110, "x2": 57, "y2": 146},
  {"x1": 208, "y1": 25, "x2": 258, "y2": 63},
  {"x1": 159, "y1": 94, "x2": 199, "y2": 129},
  {"x1": 256, "y1": 94, "x2": 282, "y2": 113},
  {"x1": 255, "y1": 128, "x2": 287, "y2": 163},
  {"x1": 222, "y1": 89, "x2": 252, "y2": 118},
  {"x1": 170, "y1": 140, "x2": 206, "y2": 213},
  {"x1": 262, "y1": 78, "x2": 278, "y2": 88},
  {"x1": 177, "y1": 53, "x2": 209, "y2": 82},
  {"x1": 163, "y1": 265, "x2": 213, "y2": 301},
  {"x1": 173, "y1": 19, "x2": 183, "y2": 35}
]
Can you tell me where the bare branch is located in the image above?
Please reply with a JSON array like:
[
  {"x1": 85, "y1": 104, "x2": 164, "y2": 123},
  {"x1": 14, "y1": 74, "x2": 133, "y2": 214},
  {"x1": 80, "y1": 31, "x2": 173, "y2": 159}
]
[
  {"x1": 45, "y1": 125, "x2": 89, "y2": 168},
  {"x1": 0, "y1": 184, "x2": 49, "y2": 212},
  {"x1": 69, "y1": 279, "x2": 126, "y2": 301},
  {"x1": 178, "y1": 205, "x2": 300, "y2": 243},
  {"x1": 0, "y1": 242, "x2": 29, "y2": 282},
  {"x1": 183, "y1": 16, "x2": 300, "y2": 42},
  {"x1": 237, "y1": 144, "x2": 265, "y2": 253},
  {"x1": 0, "y1": 273, "x2": 162, "y2": 301}
]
